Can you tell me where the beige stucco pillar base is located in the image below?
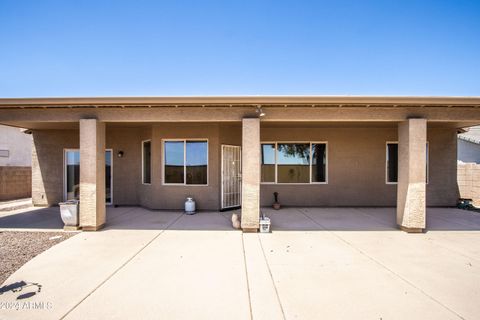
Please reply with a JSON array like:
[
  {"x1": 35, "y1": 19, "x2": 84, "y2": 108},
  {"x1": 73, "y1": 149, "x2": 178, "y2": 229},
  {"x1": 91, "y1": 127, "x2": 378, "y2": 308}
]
[
  {"x1": 396, "y1": 118, "x2": 427, "y2": 233},
  {"x1": 79, "y1": 119, "x2": 106, "y2": 231},
  {"x1": 399, "y1": 226, "x2": 423, "y2": 233},
  {"x1": 241, "y1": 118, "x2": 260, "y2": 232},
  {"x1": 82, "y1": 224, "x2": 105, "y2": 231}
]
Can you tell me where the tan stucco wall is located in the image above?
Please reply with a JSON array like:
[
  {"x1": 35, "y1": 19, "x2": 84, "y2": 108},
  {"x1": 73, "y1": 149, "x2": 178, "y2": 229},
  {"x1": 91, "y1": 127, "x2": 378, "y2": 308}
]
[
  {"x1": 31, "y1": 124, "x2": 459, "y2": 209},
  {"x1": 32, "y1": 130, "x2": 78, "y2": 206},
  {"x1": 259, "y1": 126, "x2": 458, "y2": 207},
  {"x1": 142, "y1": 123, "x2": 221, "y2": 210},
  {"x1": 426, "y1": 128, "x2": 459, "y2": 206},
  {"x1": 106, "y1": 127, "x2": 143, "y2": 206}
]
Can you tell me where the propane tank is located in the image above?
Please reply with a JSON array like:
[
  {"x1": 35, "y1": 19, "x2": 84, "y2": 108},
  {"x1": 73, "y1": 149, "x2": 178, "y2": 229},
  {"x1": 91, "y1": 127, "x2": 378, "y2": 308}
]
[{"x1": 185, "y1": 197, "x2": 196, "y2": 215}]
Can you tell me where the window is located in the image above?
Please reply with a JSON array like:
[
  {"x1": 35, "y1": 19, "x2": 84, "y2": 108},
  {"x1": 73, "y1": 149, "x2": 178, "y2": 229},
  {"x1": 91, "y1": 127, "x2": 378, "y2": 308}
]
[
  {"x1": 142, "y1": 140, "x2": 151, "y2": 184},
  {"x1": 312, "y1": 143, "x2": 327, "y2": 183},
  {"x1": 261, "y1": 144, "x2": 275, "y2": 183},
  {"x1": 277, "y1": 143, "x2": 310, "y2": 183},
  {"x1": 261, "y1": 142, "x2": 327, "y2": 184},
  {"x1": 386, "y1": 143, "x2": 398, "y2": 183},
  {"x1": 0, "y1": 149, "x2": 9, "y2": 158},
  {"x1": 386, "y1": 142, "x2": 429, "y2": 183},
  {"x1": 65, "y1": 150, "x2": 80, "y2": 200},
  {"x1": 164, "y1": 140, "x2": 208, "y2": 185}
]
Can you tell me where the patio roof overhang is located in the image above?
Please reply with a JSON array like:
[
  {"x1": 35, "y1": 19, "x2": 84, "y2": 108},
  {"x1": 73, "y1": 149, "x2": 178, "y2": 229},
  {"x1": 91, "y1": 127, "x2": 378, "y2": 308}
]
[
  {"x1": 0, "y1": 96, "x2": 480, "y2": 130},
  {"x1": 1, "y1": 95, "x2": 480, "y2": 108}
]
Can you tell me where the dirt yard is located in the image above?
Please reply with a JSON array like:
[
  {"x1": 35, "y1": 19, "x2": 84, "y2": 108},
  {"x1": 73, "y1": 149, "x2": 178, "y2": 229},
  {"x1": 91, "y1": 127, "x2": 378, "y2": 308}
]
[{"x1": 0, "y1": 231, "x2": 77, "y2": 285}]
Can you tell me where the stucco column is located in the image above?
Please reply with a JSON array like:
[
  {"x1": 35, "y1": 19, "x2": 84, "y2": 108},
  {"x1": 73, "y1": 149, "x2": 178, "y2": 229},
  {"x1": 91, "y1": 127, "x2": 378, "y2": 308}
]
[
  {"x1": 241, "y1": 118, "x2": 260, "y2": 232},
  {"x1": 397, "y1": 118, "x2": 427, "y2": 233},
  {"x1": 79, "y1": 119, "x2": 106, "y2": 231}
]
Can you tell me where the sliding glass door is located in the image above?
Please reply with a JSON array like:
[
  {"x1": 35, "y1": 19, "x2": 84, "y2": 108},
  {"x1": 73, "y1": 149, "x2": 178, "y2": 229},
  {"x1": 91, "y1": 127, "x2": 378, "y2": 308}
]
[{"x1": 64, "y1": 149, "x2": 113, "y2": 204}]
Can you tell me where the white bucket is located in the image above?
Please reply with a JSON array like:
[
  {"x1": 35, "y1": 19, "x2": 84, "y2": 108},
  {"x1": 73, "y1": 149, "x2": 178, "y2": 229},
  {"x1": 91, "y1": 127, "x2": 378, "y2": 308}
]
[{"x1": 259, "y1": 217, "x2": 271, "y2": 233}]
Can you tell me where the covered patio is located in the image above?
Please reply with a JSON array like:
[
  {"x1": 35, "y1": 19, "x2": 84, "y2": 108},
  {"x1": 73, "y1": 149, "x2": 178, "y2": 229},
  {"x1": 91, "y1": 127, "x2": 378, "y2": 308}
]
[{"x1": 1, "y1": 96, "x2": 480, "y2": 233}]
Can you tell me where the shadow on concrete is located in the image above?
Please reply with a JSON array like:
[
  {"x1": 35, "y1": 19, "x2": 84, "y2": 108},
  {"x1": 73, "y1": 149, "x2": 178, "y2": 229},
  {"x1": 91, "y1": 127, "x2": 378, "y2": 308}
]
[
  {"x1": 103, "y1": 206, "x2": 237, "y2": 231},
  {"x1": 0, "y1": 207, "x2": 64, "y2": 230},
  {"x1": 1, "y1": 206, "x2": 480, "y2": 232}
]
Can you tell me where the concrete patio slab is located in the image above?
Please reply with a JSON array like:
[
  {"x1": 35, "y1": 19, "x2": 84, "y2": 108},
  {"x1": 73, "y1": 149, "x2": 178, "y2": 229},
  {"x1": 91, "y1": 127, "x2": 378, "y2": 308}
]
[
  {"x1": 1, "y1": 207, "x2": 479, "y2": 320},
  {"x1": 258, "y1": 231, "x2": 457, "y2": 319},
  {"x1": 65, "y1": 230, "x2": 250, "y2": 320}
]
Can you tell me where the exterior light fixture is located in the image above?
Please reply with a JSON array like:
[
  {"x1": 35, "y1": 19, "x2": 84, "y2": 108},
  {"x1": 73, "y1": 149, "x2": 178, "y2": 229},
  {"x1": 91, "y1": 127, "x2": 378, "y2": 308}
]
[
  {"x1": 117, "y1": 151, "x2": 124, "y2": 158},
  {"x1": 256, "y1": 105, "x2": 265, "y2": 117}
]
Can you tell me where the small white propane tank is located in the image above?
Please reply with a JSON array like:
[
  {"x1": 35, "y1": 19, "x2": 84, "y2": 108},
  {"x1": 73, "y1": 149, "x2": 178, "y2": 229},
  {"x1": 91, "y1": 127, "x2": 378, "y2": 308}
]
[{"x1": 185, "y1": 197, "x2": 196, "y2": 215}]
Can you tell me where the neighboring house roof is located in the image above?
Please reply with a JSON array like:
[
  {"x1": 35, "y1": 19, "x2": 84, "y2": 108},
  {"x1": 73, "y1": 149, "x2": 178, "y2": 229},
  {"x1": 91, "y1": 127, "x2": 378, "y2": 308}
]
[
  {"x1": 459, "y1": 135, "x2": 480, "y2": 145},
  {"x1": 459, "y1": 126, "x2": 480, "y2": 145},
  {"x1": 0, "y1": 96, "x2": 480, "y2": 108}
]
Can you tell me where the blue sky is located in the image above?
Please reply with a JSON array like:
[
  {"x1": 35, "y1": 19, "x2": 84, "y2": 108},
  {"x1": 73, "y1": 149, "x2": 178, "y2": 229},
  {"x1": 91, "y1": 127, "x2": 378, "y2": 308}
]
[{"x1": 0, "y1": 0, "x2": 479, "y2": 97}]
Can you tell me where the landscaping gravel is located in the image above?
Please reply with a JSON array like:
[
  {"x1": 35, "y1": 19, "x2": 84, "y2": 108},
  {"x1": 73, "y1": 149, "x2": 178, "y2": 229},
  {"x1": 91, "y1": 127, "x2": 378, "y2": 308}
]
[{"x1": 0, "y1": 231, "x2": 78, "y2": 285}]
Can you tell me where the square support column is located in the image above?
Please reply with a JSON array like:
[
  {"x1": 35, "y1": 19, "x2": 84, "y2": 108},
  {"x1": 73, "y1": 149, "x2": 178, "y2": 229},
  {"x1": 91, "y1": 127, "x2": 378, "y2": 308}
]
[
  {"x1": 241, "y1": 118, "x2": 260, "y2": 232},
  {"x1": 397, "y1": 118, "x2": 427, "y2": 233},
  {"x1": 79, "y1": 119, "x2": 106, "y2": 231}
]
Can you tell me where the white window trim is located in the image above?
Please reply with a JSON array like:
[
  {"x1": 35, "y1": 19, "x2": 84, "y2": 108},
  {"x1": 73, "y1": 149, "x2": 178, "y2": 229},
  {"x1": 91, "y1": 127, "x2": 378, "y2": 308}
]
[
  {"x1": 63, "y1": 148, "x2": 113, "y2": 205},
  {"x1": 385, "y1": 141, "x2": 429, "y2": 184},
  {"x1": 260, "y1": 141, "x2": 328, "y2": 185},
  {"x1": 162, "y1": 138, "x2": 209, "y2": 186},
  {"x1": 141, "y1": 139, "x2": 152, "y2": 185}
]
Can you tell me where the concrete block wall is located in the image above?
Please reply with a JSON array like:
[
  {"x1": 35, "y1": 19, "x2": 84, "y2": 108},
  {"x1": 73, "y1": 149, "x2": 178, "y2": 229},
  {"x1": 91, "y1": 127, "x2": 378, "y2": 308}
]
[
  {"x1": 458, "y1": 162, "x2": 480, "y2": 206},
  {"x1": 0, "y1": 166, "x2": 31, "y2": 201},
  {"x1": 32, "y1": 130, "x2": 78, "y2": 206}
]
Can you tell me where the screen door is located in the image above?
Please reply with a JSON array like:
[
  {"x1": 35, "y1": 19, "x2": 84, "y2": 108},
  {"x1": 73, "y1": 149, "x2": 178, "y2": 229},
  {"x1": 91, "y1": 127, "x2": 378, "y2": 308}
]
[{"x1": 221, "y1": 145, "x2": 242, "y2": 209}]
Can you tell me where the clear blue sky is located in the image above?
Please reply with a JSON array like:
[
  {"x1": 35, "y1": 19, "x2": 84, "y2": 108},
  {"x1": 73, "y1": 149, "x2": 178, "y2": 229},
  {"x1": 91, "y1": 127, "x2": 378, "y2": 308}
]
[{"x1": 1, "y1": 0, "x2": 479, "y2": 97}]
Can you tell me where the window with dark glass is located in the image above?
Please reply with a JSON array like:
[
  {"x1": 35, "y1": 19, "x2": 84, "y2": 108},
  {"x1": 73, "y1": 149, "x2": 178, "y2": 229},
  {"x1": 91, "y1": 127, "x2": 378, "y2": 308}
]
[
  {"x1": 312, "y1": 143, "x2": 327, "y2": 183},
  {"x1": 164, "y1": 140, "x2": 208, "y2": 185},
  {"x1": 261, "y1": 144, "x2": 276, "y2": 183},
  {"x1": 142, "y1": 140, "x2": 151, "y2": 184},
  {"x1": 386, "y1": 143, "x2": 398, "y2": 183}
]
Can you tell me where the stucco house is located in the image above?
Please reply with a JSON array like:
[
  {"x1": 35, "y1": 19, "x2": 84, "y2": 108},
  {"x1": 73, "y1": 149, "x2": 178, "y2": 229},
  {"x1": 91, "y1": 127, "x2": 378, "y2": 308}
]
[{"x1": 0, "y1": 96, "x2": 479, "y2": 232}]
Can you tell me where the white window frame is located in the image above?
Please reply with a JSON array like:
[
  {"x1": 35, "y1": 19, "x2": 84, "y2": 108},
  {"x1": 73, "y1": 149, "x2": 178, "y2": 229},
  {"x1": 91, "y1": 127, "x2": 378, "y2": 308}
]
[
  {"x1": 385, "y1": 141, "x2": 429, "y2": 184},
  {"x1": 63, "y1": 148, "x2": 113, "y2": 205},
  {"x1": 162, "y1": 139, "x2": 209, "y2": 186},
  {"x1": 260, "y1": 141, "x2": 328, "y2": 185},
  {"x1": 141, "y1": 139, "x2": 152, "y2": 185}
]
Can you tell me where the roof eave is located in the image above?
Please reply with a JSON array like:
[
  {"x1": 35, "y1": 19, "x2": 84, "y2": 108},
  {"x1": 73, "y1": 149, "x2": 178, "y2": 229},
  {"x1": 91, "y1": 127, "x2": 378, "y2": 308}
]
[{"x1": 0, "y1": 96, "x2": 480, "y2": 107}]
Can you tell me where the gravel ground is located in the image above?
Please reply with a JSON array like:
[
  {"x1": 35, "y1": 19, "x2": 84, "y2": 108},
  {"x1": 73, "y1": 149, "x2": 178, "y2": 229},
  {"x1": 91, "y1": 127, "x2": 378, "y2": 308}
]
[{"x1": 0, "y1": 231, "x2": 78, "y2": 285}]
